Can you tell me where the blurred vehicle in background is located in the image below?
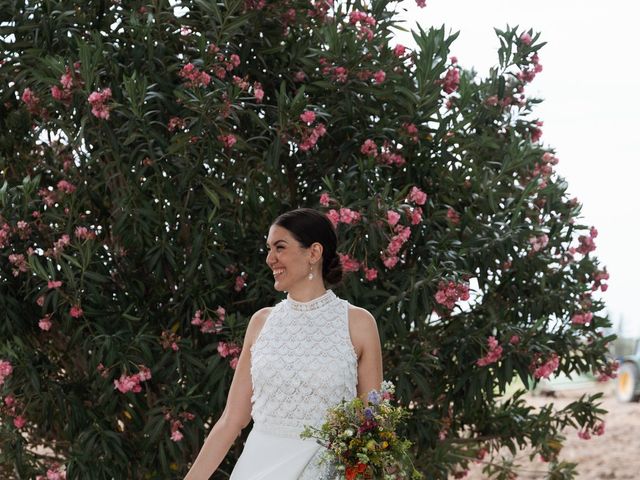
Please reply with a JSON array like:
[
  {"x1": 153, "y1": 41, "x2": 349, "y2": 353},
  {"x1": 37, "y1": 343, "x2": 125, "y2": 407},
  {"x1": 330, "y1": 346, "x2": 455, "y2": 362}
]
[{"x1": 615, "y1": 337, "x2": 640, "y2": 402}]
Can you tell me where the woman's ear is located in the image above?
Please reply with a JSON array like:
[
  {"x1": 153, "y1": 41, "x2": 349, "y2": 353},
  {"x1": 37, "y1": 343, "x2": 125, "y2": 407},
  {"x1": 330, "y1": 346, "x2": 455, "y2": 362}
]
[{"x1": 309, "y1": 242, "x2": 324, "y2": 264}]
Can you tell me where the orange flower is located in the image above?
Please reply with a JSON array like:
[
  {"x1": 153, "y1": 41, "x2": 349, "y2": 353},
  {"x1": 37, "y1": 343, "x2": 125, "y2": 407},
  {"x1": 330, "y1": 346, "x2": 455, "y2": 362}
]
[{"x1": 346, "y1": 466, "x2": 358, "y2": 480}]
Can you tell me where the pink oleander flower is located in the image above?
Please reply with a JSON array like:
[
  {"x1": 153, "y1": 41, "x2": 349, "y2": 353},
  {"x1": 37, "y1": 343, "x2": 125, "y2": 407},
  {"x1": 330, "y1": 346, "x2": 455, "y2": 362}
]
[
  {"x1": 415, "y1": 0, "x2": 426, "y2": 7},
  {"x1": 364, "y1": 267, "x2": 378, "y2": 281},
  {"x1": 217, "y1": 341, "x2": 241, "y2": 358},
  {"x1": 51, "y1": 85, "x2": 64, "y2": 100},
  {"x1": 56, "y1": 180, "x2": 76, "y2": 194},
  {"x1": 13, "y1": 415, "x2": 26, "y2": 429},
  {"x1": 75, "y1": 226, "x2": 96, "y2": 240},
  {"x1": 520, "y1": 32, "x2": 532, "y2": 45},
  {"x1": 531, "y1": 125, "x2": 543, "y2": 142},
  {"x1": 509, "y1": 335, "x2": 520, "y2": 345},
  {"x1": 373, "y1": 70, "x2": 386, "y2": 84},
  {"x1": 333, "y1": 66, "x2": 348, "y2": 83},
  {"x1": 387, "y1": 210, "x2": 401, "y2": 227},
  {"x1": 402, "y1": 122, "x2": 419, "y2": 142},
  {"x1": 191, "y1": 310, "x2": 203, "y2": 326},
  {"x1": 234, "y1": 274, "x2": 247, "y2": 292},
  {"x1": 339, "y1": 253, "x2": 360, "y2": 272},
  {"x1": 230, "y1": 356, "x2": 239, "y2": 369},
  {"x1": 88, "y1": 88, "x2": 112, "y2": 119},
  {"x1": 170, "y1": 419, "x2": 185, "y2": 442},
  {"x1": 36, "y1": 295, "x2": 45, "y2": 307},
  {"x1": 339, "y1": 208, "x2": 361, "y2": 225},
  {"x1": 382, "y1": 254, "x2": 399, "y2": 269},
  {"x1": 485, "y1": 95, "x2": 499, "y2": 106},
  {"x1": 409, "y1": 207, "x2": 423, "y2": 225},
  {"x1": 596, "y1": 360, "x2": 619, "y2": 382},
  {"x1": 114, "y1": 366, "x2": 152, "y2": 394},
  {"x1": 577, "y1": 429, "x2": 591, "y2": 440},
  {"x1": 435, "y1": 281, "x2": 470, "y2": 310},
  {"x1": 218, "y1": 134, "x2": 237, "y2": 149},
  {"x1": 0, "y1": 223, "x2": 11, "y2": 248},
  {"x1": 393, "y1": 44, "x2": 407, "y2": 57},
  {"x1": 179, "y1": 63, "x2": 211, "y2": 88},
  {"x1": 9, "y1": 253, "x2": 28, "y2": 276},
  {"x1": 476, "y1": 336, "x2": 503, "y2": 367},
  {"x1": 446, "y1": 207, "x2": 461, "y2": 225},
  {"x1": 576, "y1": 227, "x2": 598, "y2": 255},
  {"x1": 592, "y1": 268, "x2": 609, "y2": 292},
  {"x1": 200, "y1": 317, "x2": 221, "y2": 334},
  {"x1": 167, "y1": 116, "x2": 185, "y2": 132},
  {"x1": 408, "y1": 186, "x2": 427, "y2": 205},
  {"x1": 39, "y1": 315, "x2": 53, "y2": 331},
  {"x1": 326, "y1": 209, "x2": 340, "y2": 227},
  {"x1": 395, "y1": 224, "x2": 411, "y2": 241},
  {"x1": 386, "y1": 235, "x2": 405, "y2": 256},
  {"x1": 442, "y1": 68, "x2": 460, "y2": 94},
  {"x1": 114, "y1": 374, "x2": 140, "y2": 394},
  {"x1": 360, "y1": 139, "x2": 378, "y2": 157},
  {"x1": 229, "y1": 54, "x2": 241, "y2": 68},
  {"x1": 529, "y1": 233, "x2": 549, "y2": 252},
  {"x1": 171, "y1": 429, "x2": 184, "y2": 442},
  {"x1": 594, "y1": 422, "x2": 605, "y2": 436},
  {"x1": 137, "y1": 366, "x2": 152, "y2": 382},
  {"x1": 45, "y1": 464, "x2": 67, "y2": 480},
  {"x1": 0, "y1": 360, "x2": 13, "y2": 386},
  {"x1": 300, "y1": 110, "x2": 316, "y2": 123},
  {"x1": 69, "y1": 305, "x2": 83, "y2": 318},
  {"x1": 299, "y1": 123, "x2": 327, "y2": 151},
  {"x1": 530, "y1": 353, "x2": 559, "y2": 380},
  {"x1": 253, "y1": 81, "x2": 264, "y2": 102},
  {"x1": 571, "y1": 311, "x2": 593, "y2": 325},
  {"x1": 319, "y1": 193, "x2": 331, "y2": 207},
  {"x1": 21, "y1": 88, "x2": 40, "y2": 113},
  {"x1": 60, "y1": 71, "x2": 73, "y2": 89}
]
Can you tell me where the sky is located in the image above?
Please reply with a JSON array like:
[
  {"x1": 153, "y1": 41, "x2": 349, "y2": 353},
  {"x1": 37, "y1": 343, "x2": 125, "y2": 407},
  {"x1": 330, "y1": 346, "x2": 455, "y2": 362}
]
[{"x1": 395, "y1": 0, "x2": 640, "y2": 336}]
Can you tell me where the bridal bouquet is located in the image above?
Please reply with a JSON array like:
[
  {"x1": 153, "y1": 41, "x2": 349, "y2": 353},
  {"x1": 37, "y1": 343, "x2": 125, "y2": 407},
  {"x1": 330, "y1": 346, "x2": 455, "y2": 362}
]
[{"x1": 300, "y1": 381, "x2": 422, "y2": 480}]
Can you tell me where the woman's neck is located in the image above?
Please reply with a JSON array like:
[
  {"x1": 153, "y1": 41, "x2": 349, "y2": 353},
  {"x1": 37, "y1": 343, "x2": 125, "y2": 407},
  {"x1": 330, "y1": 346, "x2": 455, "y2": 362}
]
[{"x1": 286, "y1": 282, "x2": 327, "y2": 303}]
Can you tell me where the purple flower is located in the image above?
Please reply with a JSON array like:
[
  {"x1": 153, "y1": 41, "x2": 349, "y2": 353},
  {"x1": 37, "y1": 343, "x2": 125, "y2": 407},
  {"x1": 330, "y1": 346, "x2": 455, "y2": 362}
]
[
  {"x1": 364, "y1": 407, "x2": 374, "y2": 420},
  {"x1": 367, "y1": 390, "x2": 381, "y2": 404}
]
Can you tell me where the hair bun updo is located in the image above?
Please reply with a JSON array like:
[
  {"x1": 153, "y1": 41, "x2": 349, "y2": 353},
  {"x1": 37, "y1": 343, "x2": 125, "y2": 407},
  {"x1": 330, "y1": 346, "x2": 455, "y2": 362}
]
[{"x1": 273, "y1": 208, "x2": 343, "y2": 286}]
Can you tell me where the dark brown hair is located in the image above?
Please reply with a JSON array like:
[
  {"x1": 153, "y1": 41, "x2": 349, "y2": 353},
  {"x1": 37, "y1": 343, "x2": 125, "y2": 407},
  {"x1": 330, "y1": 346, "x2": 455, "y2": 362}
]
[{"x1": 273, "y1": 208, "x2": 343, "y2": 285}]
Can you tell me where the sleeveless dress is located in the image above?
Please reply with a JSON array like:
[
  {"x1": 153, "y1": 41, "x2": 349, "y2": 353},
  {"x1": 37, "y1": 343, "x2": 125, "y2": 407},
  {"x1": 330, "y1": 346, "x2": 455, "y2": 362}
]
[{"x1": 229, "y1": 290, "x2": 358, "y2": 480}]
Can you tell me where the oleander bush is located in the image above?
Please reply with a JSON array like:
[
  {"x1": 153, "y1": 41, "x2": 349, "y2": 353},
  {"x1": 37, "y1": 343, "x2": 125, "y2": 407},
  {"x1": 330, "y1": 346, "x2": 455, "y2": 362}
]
[{"x1": 0, "y1": 0, "x2": 615, "y2": 478}]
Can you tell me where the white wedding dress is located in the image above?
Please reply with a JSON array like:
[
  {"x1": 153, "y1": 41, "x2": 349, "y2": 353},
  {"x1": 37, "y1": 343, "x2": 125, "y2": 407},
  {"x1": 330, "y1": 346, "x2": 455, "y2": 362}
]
[{"x1": 230, "y1": 290, "x2": 358, "y2": 480}]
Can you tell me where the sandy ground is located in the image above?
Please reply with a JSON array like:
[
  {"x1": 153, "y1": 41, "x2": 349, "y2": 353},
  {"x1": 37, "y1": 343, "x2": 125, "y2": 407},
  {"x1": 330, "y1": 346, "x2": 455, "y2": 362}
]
[{"x1": 465, "y1": 382, "x2": 640, "y2": 479}]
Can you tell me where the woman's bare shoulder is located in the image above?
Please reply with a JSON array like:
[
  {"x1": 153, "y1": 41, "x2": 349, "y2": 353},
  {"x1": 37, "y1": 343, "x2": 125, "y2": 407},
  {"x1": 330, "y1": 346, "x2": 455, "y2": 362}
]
[
  {"x1": 245, "y1": 307, "x2": 272, "y2": 346},
  {"x1": 347, "y1": 305, "x2": 379, "y2": 354},
  {"x1": 347, "y1": 304, "x2": 376, "y2": 326}
]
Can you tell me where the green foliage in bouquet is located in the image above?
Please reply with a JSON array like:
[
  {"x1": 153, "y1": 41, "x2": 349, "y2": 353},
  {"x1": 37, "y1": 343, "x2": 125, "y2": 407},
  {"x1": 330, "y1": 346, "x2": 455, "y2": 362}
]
[
  {"x1": 0, "y1": 0, "x2": 615, "y2": 478},
  {"x1": 301, "y1": 381, "x2": 422, "y2": 480}
]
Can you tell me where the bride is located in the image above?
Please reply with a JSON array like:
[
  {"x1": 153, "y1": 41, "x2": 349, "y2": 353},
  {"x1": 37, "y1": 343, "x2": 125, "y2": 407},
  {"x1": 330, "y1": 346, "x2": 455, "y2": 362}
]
[{"x1": 184, "y1": 208, "x2": 383, "y2": 479}]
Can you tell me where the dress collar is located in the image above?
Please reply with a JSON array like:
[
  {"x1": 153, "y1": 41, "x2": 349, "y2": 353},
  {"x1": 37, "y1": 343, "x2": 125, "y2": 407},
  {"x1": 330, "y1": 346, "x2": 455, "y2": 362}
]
[{"x1": 286, "y1": 290, "x2": 336, "y2": 311}]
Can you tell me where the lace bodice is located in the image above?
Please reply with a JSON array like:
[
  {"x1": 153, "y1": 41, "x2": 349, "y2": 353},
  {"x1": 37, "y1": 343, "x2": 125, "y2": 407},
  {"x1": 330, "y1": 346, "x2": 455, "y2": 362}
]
[{"x1": 250, "y1": 290, "x2": 358, "y2": 439}]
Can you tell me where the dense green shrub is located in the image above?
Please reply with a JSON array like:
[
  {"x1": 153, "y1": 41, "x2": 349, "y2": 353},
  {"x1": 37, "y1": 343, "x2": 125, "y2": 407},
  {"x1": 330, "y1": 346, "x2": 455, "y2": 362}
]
[{"x1": 0, "y1": 0, "x2": 614, "y2": 478}]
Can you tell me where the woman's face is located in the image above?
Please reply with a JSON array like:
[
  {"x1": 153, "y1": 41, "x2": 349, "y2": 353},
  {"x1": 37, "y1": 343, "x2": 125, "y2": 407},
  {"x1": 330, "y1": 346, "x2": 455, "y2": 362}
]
[{"x1": 265, "y1": 224, "x2": 313, "y2": 292}]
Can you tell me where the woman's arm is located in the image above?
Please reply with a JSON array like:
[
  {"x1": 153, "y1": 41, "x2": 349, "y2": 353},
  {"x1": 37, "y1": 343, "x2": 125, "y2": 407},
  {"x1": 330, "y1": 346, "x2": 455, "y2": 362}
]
[
  {"x1": 348, "y1": 306, "x2": 383, "y2": 399},
  {"x1": 184, "y1": 307, "x2": 271, "y2": 480}
]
